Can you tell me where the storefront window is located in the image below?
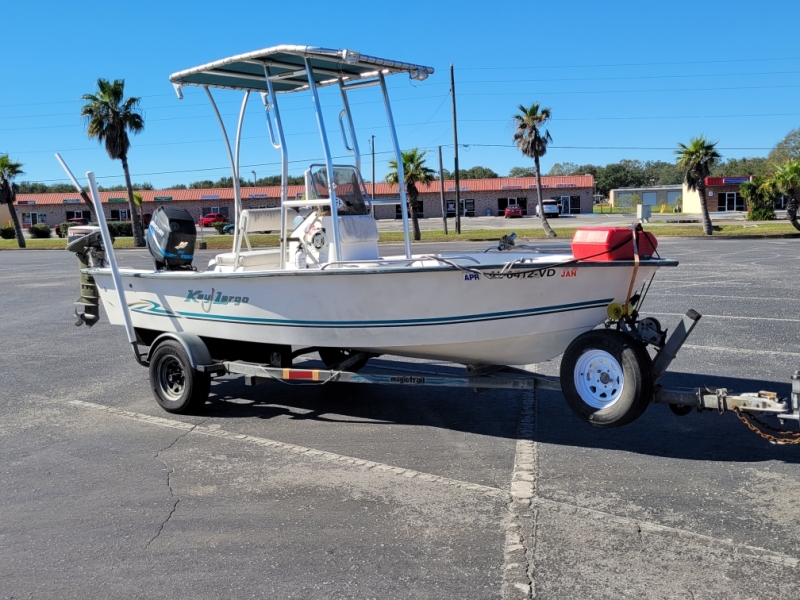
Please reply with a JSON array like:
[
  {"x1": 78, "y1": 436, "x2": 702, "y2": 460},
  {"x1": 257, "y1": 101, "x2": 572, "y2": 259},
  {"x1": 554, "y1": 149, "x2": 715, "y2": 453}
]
[{"x1": 21, "y1": 212, "x2": 47, "y2": 228}]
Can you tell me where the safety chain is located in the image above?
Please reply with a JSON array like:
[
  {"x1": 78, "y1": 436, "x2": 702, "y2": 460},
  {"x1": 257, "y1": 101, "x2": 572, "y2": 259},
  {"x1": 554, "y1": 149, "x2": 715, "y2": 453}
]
[{"x1": 733, "y1": 408, "x2": 800, "y2": 445}]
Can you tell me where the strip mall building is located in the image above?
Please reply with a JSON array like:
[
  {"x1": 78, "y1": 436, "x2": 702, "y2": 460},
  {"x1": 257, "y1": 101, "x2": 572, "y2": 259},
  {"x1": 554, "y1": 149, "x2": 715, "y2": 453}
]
[
  {"x1": 682, "y1": 176, "x2": 791, "y2": 213},
  {"x1": 3, "y1": 175, "x2": 595, "y2": 228}
]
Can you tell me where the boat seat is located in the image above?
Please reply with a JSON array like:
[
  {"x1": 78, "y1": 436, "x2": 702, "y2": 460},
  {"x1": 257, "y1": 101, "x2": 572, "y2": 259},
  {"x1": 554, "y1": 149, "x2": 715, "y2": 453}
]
[
  {"x1": 240, "y1": 207, "x2": 284, "y2": 233},
  {"x1": 214, "y1": 250, "x2": 276, "y2": 268},
  {"x1": 212, "y1": 208, "x2": 289, "y2": 270}
]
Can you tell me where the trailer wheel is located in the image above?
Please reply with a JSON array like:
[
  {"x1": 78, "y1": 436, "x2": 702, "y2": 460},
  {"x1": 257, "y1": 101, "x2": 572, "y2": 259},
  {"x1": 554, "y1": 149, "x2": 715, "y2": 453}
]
[
  {"x1": 560, "y1": 330, "x2": 653, "y2": 428},
  {"x1": 318, "y1": 348, "x2": 369, "y2": 372},
  {"x1": 150, "y1": 340, "x2": 211, "y2": 414}
]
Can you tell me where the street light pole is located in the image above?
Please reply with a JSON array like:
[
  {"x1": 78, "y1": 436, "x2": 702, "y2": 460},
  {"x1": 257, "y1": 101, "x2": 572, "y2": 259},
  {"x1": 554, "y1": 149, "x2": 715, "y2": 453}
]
[{"x1": 252, "y1": 170, "x2": 257, "y2": 186}]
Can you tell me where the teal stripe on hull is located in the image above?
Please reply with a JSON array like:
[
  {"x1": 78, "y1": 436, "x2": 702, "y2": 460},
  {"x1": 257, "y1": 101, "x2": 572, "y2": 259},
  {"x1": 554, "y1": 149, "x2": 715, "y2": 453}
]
[{"x1": 128, "y1": 298, "x2": 614, "y2": 329}]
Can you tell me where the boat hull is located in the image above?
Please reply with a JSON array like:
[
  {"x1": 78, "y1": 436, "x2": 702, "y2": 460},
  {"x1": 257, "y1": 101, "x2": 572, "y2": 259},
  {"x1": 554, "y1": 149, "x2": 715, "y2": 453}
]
[{"x1": 91, "y1": 259, "x2": 665, "y2": 366}]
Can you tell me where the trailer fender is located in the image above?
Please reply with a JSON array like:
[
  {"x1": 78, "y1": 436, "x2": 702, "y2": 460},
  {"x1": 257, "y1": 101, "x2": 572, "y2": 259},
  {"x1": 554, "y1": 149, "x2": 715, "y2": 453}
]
[{"x1": 147, "y1": 332, "x2": 212, "y2": 370}]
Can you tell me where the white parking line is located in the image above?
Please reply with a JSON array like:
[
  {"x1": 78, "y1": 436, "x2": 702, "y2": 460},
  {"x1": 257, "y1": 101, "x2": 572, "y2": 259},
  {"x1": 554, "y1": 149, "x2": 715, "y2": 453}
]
[
  {"x1": 503, "y1": 391, "x2": 537, "y2": 599},
  {"x1": 534, "y1": 498, "x2": 799, "y2": 568},
  {"x1": 66, "y1": 400, "x2": 506, "y2": 498},
  {"x1": 683, "y1": 344, "x2": 800, "y2": 357},
  {"x1": 66, "y1": 399, "x2": 800, "y2": 580},
  {"x1": 648, "y1": 312, "x2": 800, "y2": 323}
]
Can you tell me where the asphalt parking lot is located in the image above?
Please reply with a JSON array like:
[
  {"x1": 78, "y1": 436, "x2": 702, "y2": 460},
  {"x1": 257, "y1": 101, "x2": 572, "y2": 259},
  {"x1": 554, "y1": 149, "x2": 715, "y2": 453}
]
[{"x1": 1, "y1": 237, "x2": 799, "y2": 599}]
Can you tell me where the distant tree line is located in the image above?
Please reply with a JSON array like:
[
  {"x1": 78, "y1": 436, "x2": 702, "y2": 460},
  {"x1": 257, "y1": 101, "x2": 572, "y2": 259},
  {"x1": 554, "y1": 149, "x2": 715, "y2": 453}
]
[
  {"x1": 537, "y1": 157, "x2": 774, "y2": 198},
  {"x1": 15, "y1": 127, "x2": 800, "y2": 197}
]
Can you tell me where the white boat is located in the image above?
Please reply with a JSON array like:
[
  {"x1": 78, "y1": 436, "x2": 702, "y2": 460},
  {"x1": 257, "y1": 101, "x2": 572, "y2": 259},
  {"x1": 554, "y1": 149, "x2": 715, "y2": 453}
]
[{"x1": 63, "y1": 45, "x2": 678, "y2": 424}]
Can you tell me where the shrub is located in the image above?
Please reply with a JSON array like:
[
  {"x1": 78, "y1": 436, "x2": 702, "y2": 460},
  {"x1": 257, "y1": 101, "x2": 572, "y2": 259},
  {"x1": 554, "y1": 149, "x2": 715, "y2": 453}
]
[
  {"x1": 212, "y1": 222, "x2": 227, "y2": 235},
  {"x1": 29, "y1": 223, "x2": 52, "y2": 238},
  {"x1": 105, "y1": 221, "x2": 133, "y2": 237},
  {"x1": 0, "y1": 226, "x2": 15, "y2": 239},
  {"x1": 747, "y1": 207, "x2": 776, "y2": 221}
]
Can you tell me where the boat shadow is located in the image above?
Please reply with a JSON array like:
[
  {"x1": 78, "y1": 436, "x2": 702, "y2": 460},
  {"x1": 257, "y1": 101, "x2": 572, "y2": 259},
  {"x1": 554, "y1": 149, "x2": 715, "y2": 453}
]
[{"x1": 201, "y1": 366, "x2": 799, "y2": 464}]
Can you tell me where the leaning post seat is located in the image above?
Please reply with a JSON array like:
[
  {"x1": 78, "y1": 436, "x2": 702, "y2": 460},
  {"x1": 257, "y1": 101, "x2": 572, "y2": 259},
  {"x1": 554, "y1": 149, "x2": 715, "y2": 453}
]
[{"x1": 214, "y1": 208, "x2": 286, "y2": 270}]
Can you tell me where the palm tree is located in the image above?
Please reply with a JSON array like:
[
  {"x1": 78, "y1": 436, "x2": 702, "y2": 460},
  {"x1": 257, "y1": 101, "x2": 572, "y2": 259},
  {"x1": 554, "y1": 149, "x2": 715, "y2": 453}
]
[
  {"x1": 0, "y1": 154, "x2": 26, "y2": 248},
  {"x1": 386, "y1": 148, "x2": 434, "y2": 241},
  {"x1": 771, "y1": 159, "x2": 800, "y2": 231},
  {"x1": 675, "y1": 136, "x2": 720, "y2": 235},
  {"x1": 513, "y1": 102, "x2": 556, "y2": 238},
  {"x1": 81, "y1": 79, "x2": 145, "y2": 246}
]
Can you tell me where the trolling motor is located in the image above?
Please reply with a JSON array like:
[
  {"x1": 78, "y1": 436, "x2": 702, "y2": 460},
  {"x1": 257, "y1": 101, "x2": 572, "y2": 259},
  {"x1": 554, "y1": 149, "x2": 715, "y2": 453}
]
[{"x1": 67, "y1": 229, "x2": 106, "y2": 327}]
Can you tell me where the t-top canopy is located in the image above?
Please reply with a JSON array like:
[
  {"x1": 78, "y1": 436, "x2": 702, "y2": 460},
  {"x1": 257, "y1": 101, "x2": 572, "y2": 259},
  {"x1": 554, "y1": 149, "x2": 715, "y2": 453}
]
[{"x1": 169, "y1": 45, "x2": 435, "y2": 95}]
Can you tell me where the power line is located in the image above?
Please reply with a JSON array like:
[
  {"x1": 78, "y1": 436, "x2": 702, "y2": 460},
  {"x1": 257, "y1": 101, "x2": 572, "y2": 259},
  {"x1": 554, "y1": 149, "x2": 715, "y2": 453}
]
[
  {"x1": 0, "y1": 93, "x2": 445, "y2": 131},
  {"x1": 460, "y1": 83, "x2": 800, "y2": 97},
  {"x1": 454, "y1": 143, "x2": 775, "y2": 151},
  {"x1": 461, "y1": 70, "x2": 800, "y2": 85},
  {"x1": 462, "y1": 112, "x2": 800, "y2": 123},
  {"x1": 26, "y1": 148, "x2": 404, "y2": 183},
  {"x1": 458, "y1": 56, "x2": 800, "y2": 70},
  {"x1": 28, "y1": 142, "x2": 777, "y2": 185},
  {"x1": 403, "y1": 69, "x2": 800, "y2": 87},
  {"x1": 5, "y1": 82, "x2": 799, "y2": 133},
  {"x1": 3, "y1": 55, "x2": 798, "y2": 111}
]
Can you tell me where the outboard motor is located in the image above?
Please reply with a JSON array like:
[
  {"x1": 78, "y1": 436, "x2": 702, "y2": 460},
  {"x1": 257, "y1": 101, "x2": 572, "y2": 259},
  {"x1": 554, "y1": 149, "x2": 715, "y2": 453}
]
[{"x1": 146, "y1": 206, "x2": 196, "y2": 270}]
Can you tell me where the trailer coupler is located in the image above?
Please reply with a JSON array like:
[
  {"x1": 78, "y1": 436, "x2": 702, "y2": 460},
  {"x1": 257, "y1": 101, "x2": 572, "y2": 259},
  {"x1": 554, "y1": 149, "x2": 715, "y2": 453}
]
[
  {"x1": 655, "y1": 387, "x2": 791, "y2": 416},
  {"x1": 654, "y1": 370, "x2": 800, "y2": 443}
]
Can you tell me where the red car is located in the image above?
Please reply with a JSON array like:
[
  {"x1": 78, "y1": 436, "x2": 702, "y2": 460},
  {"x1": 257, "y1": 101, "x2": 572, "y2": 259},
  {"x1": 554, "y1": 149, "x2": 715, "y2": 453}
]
[
  {"x1": 198, "y1": 213, "x2": 228, "y2": 227},
  {"x1": 504, "y1": 205, "x2": 523, "y2": 218}
]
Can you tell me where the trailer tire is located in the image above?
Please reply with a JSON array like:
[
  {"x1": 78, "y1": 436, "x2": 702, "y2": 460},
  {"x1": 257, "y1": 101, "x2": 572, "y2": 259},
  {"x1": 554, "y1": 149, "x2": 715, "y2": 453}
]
[
  {"x1": 150, "y1": 340, "x2": 211, "y2": 414},
  {"x1": 560, "y1": 330, "x2": 653, "y2": 428},
  {"x1": 318, "y1": 348, "x2": 369, "y2": 372}
]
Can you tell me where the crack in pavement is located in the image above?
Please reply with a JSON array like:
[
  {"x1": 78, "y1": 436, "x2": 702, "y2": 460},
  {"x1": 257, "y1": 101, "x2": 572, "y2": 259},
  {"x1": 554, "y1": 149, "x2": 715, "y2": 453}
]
[
  {"x1": 145, "y1": 422, "x2": 203, "y2": 549},
  {"x1": 67, "y1": 399, "x2": 800, "y2": 569}
]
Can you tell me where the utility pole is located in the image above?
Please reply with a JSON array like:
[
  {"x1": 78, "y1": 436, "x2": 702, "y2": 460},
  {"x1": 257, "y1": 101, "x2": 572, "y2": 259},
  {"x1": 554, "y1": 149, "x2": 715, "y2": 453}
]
[
  {"x1": 438, "y1": 145, "x2": 448, "y2": 235},
  {"x1": 451, "y1": 64, "x2": 461, "y2": 234},
  {"x1": 370, "y1": 135, "x2": 376, "y2": 206}
]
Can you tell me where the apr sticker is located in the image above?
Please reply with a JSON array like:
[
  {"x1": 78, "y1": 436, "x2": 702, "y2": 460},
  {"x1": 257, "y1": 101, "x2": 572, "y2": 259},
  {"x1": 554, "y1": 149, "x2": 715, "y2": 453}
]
[{"x1": 464, "y1": 273, "x2": 480, "y2": 281}]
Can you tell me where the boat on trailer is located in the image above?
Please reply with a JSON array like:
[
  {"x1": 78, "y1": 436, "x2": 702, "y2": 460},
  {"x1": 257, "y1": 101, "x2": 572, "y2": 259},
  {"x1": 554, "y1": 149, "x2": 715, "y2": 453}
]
[{"x1": 63, "y1": 44, "x2": 800, "y2": 434}]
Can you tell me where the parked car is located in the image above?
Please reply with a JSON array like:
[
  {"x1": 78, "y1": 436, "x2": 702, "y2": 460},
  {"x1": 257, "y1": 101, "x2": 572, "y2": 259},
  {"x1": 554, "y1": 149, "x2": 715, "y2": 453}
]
[
  {"x1": 222, "y1": 223, "x2": 235, "y2": 235},
  {"x1": 534, "y1": 200, "x2": 560, "y2": 218},
  {"x1": 504, "y1": 205, "x2": 523, "y2": 219},
  {"x1": 198, "y1": 213, "x2": 228, "y2": 227}
]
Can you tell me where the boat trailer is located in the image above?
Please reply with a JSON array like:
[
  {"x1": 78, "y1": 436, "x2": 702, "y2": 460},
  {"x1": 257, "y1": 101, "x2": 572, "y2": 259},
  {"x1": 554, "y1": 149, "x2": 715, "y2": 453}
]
[{"x1": 184, "y1": 308, "x2": 800, "y2": 443}]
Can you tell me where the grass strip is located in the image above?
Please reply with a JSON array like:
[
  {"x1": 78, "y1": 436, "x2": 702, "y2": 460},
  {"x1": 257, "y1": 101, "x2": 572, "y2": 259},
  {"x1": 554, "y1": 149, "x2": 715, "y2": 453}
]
[{"x1": 2, "y1": 222, "x2": 798, "y2": 250}]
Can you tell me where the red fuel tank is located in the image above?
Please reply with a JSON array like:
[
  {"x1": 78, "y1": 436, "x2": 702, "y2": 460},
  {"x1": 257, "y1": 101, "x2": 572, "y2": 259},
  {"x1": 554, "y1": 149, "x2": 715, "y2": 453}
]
[{"x1": 571, "y1": 227, "x2": 658, "y2": 262}]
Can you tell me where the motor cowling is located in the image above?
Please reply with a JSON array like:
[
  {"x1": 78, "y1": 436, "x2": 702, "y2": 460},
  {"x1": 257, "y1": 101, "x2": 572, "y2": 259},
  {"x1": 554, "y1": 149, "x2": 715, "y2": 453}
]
[{"x1": 146, "y1": 206, "x2": 196, "y2": 270}]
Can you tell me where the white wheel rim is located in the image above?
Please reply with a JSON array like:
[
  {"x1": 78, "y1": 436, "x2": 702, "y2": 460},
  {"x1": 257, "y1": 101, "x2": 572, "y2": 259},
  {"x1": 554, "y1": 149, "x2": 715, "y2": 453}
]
[{"x1": 573, "y1": 349, "x2": 624, "y2": 409}]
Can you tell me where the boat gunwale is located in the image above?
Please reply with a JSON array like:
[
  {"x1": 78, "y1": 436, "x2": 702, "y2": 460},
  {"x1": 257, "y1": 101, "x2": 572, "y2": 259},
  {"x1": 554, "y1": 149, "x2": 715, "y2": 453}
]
[{"x1": 85, "y1": 257, "x2": 678, "y2": 280}]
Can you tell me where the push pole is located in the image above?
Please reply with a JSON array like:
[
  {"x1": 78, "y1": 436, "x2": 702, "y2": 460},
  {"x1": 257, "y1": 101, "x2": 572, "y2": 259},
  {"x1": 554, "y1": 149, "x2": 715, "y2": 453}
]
[
  {"x1": 86, "y1": 171, "x2": 137, "y2": 347},
  {"x1": 450, "y1": 64, "x2": 461, "y2": 234},
  {"x1": 438, "y1": 146, "x2": 448, "y2": 235}
]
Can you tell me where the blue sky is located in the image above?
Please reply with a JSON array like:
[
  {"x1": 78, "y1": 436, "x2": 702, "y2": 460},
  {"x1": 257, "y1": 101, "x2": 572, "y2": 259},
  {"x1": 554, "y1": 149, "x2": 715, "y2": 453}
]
[{"x1": 3, "y1": 0, "x2": 798, "y2": 190}]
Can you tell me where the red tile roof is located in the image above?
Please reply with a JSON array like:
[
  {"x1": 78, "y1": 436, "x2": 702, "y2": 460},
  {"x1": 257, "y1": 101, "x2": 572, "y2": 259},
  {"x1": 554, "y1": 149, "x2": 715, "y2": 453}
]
[{"x1": 16, "y1": 175, "x2": 593, "y2": 206}]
